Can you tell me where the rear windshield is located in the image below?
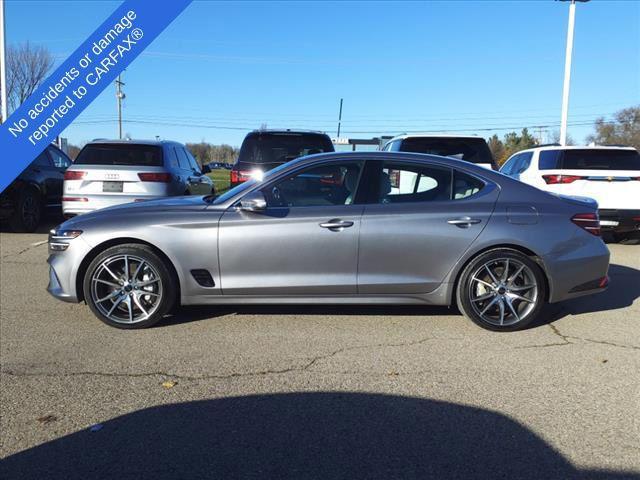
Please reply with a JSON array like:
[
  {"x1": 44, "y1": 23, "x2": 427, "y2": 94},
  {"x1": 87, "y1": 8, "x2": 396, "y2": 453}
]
[
  {"x1": 75, "y1": 144, "x2": 163, "y2": 166},
  {"x1": 398, "y1": 137, "x2": 494, "y2": 165},
  {"x1": 539, "y1": 149, "x2": 640, "y2": 171},
  {"x1": 238, "y1": 133, "x2": 334, "y2": 166}
]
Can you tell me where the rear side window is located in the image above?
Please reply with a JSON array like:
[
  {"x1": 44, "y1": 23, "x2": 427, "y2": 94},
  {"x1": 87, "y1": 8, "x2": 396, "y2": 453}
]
[
  {"x1": 398, "y1": 137, "x2": 494, "y2": 166},
  {"x1": 238, "y1": 133, "x2": 335, "y2": 166},
  {"x1": 453, "y1": 170, "x2": 484, "y2": 199},
  {"x1": 562, "y1": 149, "x2": 640, "y2": 170},
  {"x1": 538, "y1": 150, "x2": 561, "y2": 170},
  {"x1": 378, "y1": 162, "x2": 452, "y2": 204},
  {"x1": 75, "y1": 144, "x2": 163, "y2": 166}
]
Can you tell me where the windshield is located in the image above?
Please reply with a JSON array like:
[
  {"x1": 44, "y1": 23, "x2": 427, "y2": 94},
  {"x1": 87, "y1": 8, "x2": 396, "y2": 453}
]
[
  {"x1": 237, "y1": 132, "x2": 334, "y2": 166},
  {"x1": 75, "y1": 144, "x2": 163, "y2": 166},
  {"x1": 211, "y1": 161, "x2": 295, "y2": 204},
  {"x1": 398, "y1": 137, "x2": 494, "y2": 165}
]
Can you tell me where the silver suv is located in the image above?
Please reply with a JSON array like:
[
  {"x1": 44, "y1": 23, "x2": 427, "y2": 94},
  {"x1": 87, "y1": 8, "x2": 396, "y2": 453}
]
[{"x1": 62, "y1": 140, "x2": 214, "y2": 217}]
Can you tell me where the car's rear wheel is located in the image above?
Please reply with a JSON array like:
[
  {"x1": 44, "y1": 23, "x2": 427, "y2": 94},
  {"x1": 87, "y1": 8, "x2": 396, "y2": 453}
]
[
  {"x1": 83, "y1": 244, "x2": 176, "y2": 329},
  {"x1": 456, "y1": 249, "x2": 546, "y2": 331},
  {"x1": 10, "y1": 188, "x2": 42, "y2": 233}
]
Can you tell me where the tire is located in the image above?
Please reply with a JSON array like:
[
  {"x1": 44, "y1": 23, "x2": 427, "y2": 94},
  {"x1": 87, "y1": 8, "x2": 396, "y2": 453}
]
[
  {"x1": 83, "y1": 244, "x2": 176, "y2": 329},
  {"x1": 456, "y1": 248, "x2": 547, "y2": 332},
  {"x1": 9, "y1": 188, "x2": 42, "y2": 233}
]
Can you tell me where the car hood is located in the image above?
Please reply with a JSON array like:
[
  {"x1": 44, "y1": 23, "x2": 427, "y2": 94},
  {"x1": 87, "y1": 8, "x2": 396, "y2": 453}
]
[{"x1": 60, "y1": 195, "x2": 212, "y2": 228}]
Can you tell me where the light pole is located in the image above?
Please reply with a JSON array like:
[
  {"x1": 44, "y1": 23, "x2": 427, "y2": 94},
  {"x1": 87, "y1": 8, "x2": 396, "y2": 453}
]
[
  {"x1": 116, "y1": 74, "x2": 125, "y2": 139},
  {"x1": 558, "y1": 0, "x2": 589, "y2": 146},
  {"x1": 0, "y1": 0, "x2": 8, "y2": 123}
]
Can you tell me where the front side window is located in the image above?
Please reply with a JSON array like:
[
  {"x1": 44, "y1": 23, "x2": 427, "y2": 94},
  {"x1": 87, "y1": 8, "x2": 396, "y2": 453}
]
[
  {"x1": 34, "y1": 151, "x2": 52, "y2": 167},
  {"x1": 501, "y1": 154, "x2": 520, "y2": 176},
  {"x1": 378, "y1": 162, "x2": 452, "y2": 204},
  {"x1": 48, "y1": 147, "x2": 71, "y2": 169},
  {"x1": 185, "y1": 149, "x2": 201, "y2": 173},
  {"x1": 262, "y1": 161, "x2": 364, "y2": 207}
]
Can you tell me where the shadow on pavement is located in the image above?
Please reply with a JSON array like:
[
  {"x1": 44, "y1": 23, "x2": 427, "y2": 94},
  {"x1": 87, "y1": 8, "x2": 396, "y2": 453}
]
[
  {"x1": 163, "y1": 303, "x2": 455, "y2": 327},
  {"x1": 2, "y1": 392, "x2": 637, "y2": 480},
  {"x1": 165, "y1": 262, "x2": 640, "y2": 330}
]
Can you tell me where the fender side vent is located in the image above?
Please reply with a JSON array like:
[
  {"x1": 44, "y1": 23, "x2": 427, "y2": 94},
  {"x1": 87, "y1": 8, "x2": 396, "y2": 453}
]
[{"x1": 190, "y1": 269, "x2": 215, "y2": 287}]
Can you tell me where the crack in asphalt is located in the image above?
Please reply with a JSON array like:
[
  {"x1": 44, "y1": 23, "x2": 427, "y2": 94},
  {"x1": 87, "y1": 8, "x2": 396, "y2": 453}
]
[
  {"x1": 0, "y1": 336, "x2": 443, "y2": 382},
  {"x1": 0, "y1": 240, "x2": 47, "y2": 260},
  {"x1": 517, "y1": 323, "x2": 640, "y2": 350}
]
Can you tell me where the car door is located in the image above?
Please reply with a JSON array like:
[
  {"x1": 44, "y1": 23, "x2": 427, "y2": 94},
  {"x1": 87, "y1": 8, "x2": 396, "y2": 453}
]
[
  {"x1": 185, "y1": 149, "x2": 211, "y2": 194},
  {"x1": 357, "y1": 160, "x2": 499, "y2": 294},
  {"x1": 174, "y1": 147, "x2": 198, "y2": 194},
  {"x1": 218, "y1": 160, "x2": 365, "y2": 295},
  {"x1": 45, "y1": 146, "x2": 72, "y2": 206}
]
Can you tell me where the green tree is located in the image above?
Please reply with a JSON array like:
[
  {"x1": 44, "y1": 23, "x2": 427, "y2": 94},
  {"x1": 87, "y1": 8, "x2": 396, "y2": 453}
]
[
  {"x1": 586, "y1": 106, "x2": 640, "y2": 151},
  {"x1": 493, "y1": 128, "x2": 539, "y2": 165},
  {"x1": 487, "y1": 134, "x2": 505, "y2": 164}
]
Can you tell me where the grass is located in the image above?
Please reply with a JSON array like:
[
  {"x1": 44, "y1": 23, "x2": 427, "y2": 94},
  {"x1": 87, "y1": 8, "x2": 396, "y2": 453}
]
[{"x1": 207, "y1": 169, "x2": 231, "y2": 194}]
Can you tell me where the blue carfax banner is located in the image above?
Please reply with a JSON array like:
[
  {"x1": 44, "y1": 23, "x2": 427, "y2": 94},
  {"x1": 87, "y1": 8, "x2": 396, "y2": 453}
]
[{"x1": 0, "y1": 0, "x2": 192, "y2": 193}]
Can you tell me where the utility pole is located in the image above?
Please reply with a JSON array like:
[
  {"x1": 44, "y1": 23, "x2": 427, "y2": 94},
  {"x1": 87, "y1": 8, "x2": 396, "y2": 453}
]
[
  {"x1": 558, "y1": 0, "x2": 589, "y2": 146},
  {"x1": 336, "y1": 98, "x2": 343, "y2": 138},
  {"x1": 0, "y1": 0, "x2": 8, "y2": 123},
  {"x1": 115, "y1": 74, "x2": 125, "y2": 139}
]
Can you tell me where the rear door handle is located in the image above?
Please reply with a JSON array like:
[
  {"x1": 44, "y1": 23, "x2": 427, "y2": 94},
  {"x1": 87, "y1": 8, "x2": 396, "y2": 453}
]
[
  {"x1": 319, "y1": 219, "x2": 354, "y2": 230},
  {"x1": 447, "y1": 217, "x2": 482, "y2": 228}
]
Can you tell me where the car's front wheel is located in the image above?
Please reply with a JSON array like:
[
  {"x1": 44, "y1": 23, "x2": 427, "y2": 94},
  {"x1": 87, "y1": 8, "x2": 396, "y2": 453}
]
[
  {"x1": 83, "y1": 244, "x2": 176, "y2": 329},
  {"x1": 456, "y1": 249, "x2": 546, "y2": 331}
]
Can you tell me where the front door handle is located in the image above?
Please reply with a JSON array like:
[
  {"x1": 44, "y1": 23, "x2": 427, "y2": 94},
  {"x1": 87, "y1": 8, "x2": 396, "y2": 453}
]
[
  {"x1": 319, "y1": 219, "x2": 354, "y2": 230},
  {"x1": 447, "y1": 217, "x2": 482, "y2": 228}
]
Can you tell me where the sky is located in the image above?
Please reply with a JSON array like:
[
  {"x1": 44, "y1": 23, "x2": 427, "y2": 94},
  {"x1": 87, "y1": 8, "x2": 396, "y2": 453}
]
[{"x1": 5, "y1": 0, "x2": 640, "y2": 148}]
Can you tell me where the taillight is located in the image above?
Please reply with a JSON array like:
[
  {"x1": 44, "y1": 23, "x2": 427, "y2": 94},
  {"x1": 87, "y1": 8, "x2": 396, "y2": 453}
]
[
  {"x1": 542, "y1": 174, "x2": 584, "y2": 184},
  {"x1": 64, "y1": 170, "x2": 86, "y2": 180},
  {"x1": 138, "y1": 172, "x2": 172, "y2": 182},
  {"x1": 62, "y1": 197, "x2": 88, "y2": 202},
  {"x1": 230, "y1": 169, "x2": 252, "y2": 184},
  {"x1": 571, "y1": 213, "x2": 601, "y2": 236}
]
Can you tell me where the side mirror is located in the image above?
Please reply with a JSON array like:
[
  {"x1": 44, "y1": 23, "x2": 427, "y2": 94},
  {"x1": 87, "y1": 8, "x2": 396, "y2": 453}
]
[
  {"x1": 201, "y1": 164, "x2": 211, "y2": 174},
  {"x1": 239, "y1": 190, "x2": 267, "y2": 212}
]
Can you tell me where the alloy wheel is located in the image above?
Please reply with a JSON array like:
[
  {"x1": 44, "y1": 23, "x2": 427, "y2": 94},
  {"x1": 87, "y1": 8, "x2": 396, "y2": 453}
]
[
  {"x1": 90, "y1": 254, "x2": 163, "y2": 324},
  {"x1": 467, "y1": 258, "x2": 538, "y2": 327}
]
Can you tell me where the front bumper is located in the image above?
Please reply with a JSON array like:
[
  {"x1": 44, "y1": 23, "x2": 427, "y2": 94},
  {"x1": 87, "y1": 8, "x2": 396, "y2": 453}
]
[
  {"x1": 46, "y1": 237, "x2": 93, "y2": 303},
  {"x1": 598, "y1": 209, "x2": 640, "y2": 234}
]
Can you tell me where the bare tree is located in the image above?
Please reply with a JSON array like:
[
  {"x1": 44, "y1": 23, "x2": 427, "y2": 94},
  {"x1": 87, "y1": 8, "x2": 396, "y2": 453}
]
[{"x1": 5, "y1": 42, "x2": 54, "y2": 114}]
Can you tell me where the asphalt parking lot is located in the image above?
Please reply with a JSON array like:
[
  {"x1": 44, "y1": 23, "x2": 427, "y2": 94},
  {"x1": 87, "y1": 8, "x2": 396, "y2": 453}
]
[{"x1": 1, "y1": 222, "x2": 639, "y2": 479}]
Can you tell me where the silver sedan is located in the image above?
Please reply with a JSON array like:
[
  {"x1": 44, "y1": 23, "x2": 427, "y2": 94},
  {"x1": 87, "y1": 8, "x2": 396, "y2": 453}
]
[{"x1": 47, "y1": 152, "x2": 610, "y2": 331}]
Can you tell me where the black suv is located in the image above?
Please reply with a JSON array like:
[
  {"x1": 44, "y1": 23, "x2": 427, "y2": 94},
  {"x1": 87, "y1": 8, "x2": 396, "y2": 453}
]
[
  {"x1": 382, "y1": 135, "x2": 497, "y2": 170},
  {"x1": 230, "y1": 130, "x2": 335, "y2": 187},
  {"x1": 0, "y1": 144, "x2": 72, "y2": 232}
]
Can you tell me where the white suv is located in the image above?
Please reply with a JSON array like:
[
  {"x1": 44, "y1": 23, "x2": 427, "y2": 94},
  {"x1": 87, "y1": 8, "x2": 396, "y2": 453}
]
[{"x1": 500, "y1": 145, "x2": 640, "y2": 241}]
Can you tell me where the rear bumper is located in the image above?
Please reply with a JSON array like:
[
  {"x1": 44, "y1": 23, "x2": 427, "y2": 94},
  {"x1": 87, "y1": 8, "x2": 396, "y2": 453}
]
[
  {"x1": 543, "y1": 234, "x2": 610, "y2": 303},
  {"x1": 62, "y1": 194, "x2": 166, "y2": 216},
  {"x1": 598, "y1": 209, "x2": 640, "y2": 233}
]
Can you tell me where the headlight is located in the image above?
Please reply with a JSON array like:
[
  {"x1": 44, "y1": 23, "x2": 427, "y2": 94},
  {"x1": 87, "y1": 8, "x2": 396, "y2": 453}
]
[{"x1": 48, "y1": 229, "x2": 83, "y2": 251}]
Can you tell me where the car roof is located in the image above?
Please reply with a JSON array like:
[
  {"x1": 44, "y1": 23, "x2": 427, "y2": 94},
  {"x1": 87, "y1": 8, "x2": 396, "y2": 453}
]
[
  {"x1": 247, "y1": 129, "x2": 329, "y2": 135},
  {"x1": 386, "y1": 134, "x2": 487, "y2": 142},
  {"x1": 516, "y1": 145, "x2": 638, "y2": 154},
  {"x1": 282, "y1": 150, "x2": 493, "y2": 172},
  {"x1": 86, "y1": 139, "x2": 181, "y2": 147}
]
